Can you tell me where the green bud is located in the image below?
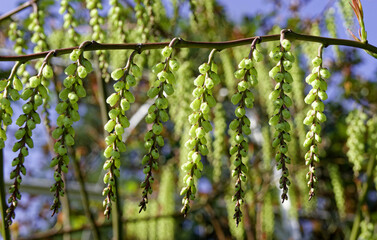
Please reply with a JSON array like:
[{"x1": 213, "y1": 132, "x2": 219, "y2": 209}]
[
  {"x1": 190, "y1": 98, "x2": 201, "y2": 111},
  {"x1": 156, "y1": 135, "x2": 164, "y2": 147},
  {"x1": 131, "y1": 64, "x2": 142, "y2": 78},
  {"x1": 22, "y1": 103, "x2": 33, "y2": 114},
  {"x1": 169, "y1": 59, "x2": 180, "y2": 71},
  {"x1": 195, "y1": 127, "x2": 205, "y2": 139},
  {"x1": 147, "y1": 87, "x2": 159, "y2": 98},
  {"x1": 81, "y1": 58, "x2": 93, "y2": 72},
  {"x1": 113, "y1": 81, "x2": 125, "y2": 92},
  {"x1": 64, "y1": 63, "x2": 77, "y2": 76},
  {"x1": 234, "y1": 69, "x2": 245, "y2": 79},
  {"x1": 305, "y1": 73, "x2": 317, "y2": 84},
  {"x1": 231, "y1": 93, "x2": 242, "y2": 105},
  {"x1": 152, "y1": 123, "x2": 163, "y2": 135},
  {"x1": 29, "y1": 76, "x2": 41, "y2": 88},
  {"x1": 282, "y1": 109, "x2": 291, "y2": 119},
  {"x1": 65, "y1": 134, "x2": 75, "y2": 146},
  {"x1": 106, "y1": 93, "x2": 120, "y2": 107},
  {"x1": 284, "y1": 52, "x2": 295, "y2": 62},
  {"x1": 199, "y1": 63, "x2": 210, "y2": 74},
  {"x1": 77, "y1": 65, "x2": 88, "y2": 78},
  {"x1": 320, "y1": 68, "x2": 331, "y2": 79},
  {"x1": 312, "y1": 57, "x2": 322, "y2": 67},
  {"x1": 274, "y1": 73, "x2": 284, "y2": 82},
  {"x1": 194, "y1": 75, "x2": 205, "y2": 86},
  {"x1": 281, "y1": 39, "x2": 291, "y2": 51},
  {"x1": 269, "y1": 115, "x2": 279, "y2": 126},
  {"x1": 269, "y1": 90, "x2": 280, "y2": 101},
  {"x1": 159, "y1": 110, "x2": 169, "y2": 122},
  {"x1": 156, "y1": 97, "x2": 168, "y2": 109},
  {"x1": 235, "y1": 106, "x2": 246, "y2": 117},
  {"x1": 244, "y1": 97, "x2": 254, "y2": 108},
  {"x1": 42, "y1": 65, "x2": 54, "y2": 79},
  {"x1": 126, "y1": 75, "x2": 136, "y2": 86},
  {"x1": 120, "y1": 99, "x2": 130, "y2": 111},
  {"x1": 253, "y1": 50, "x2": 263, "y2": 62},
  {"x1": 111, "y1": 68, "x2": 124, "y2": 80},
  {"x1": 104, "y1": 119, "x2": 116, "y2": 132},
  {"x1": 115, "y1": 123, "x2": 124, "y2": 136},
  {"x1": 13, "y1": 76, "x2": 23, "y2": 91},
  {"x1": 161, "y1": 46, "x2": 173, "y2": 58},
  {"x1": 318, "y1": 90, "x2": 328, "y2": 101},
  {"x1": 317, "y1": 112, "x2": 326, "y2": 122},
  {"x1": 152, "y1": 63, "x2": 164, "y2": 74},
  {"x1": 283, "y1": 96, "x2": 292, "y2": 107},
  {"x1": 164, "y1": 83, "x2": 174, "y2": 95}
]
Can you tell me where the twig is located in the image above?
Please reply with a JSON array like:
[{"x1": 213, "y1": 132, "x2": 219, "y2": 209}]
[
  {"x1": 349, "y1": 153, "x2": 376, "y2": 240},
  {"x1": 0, "y1": 0, "x2": 37, "y2": 22},
  {"x1": 72, "y1": 153, "x2": 101, "y2": 240},
  {"x1": 1, "y1": 30, "x2": 377, "y2": 62},
  {"x1": 0, "y1": 149, "x2": 10, "y2": 240}
]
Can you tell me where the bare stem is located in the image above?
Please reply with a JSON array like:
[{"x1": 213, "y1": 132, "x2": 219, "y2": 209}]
[
  {"x1": 0, "y1": 0, "x2": 37, "y2": 22},
  {"x1": 0, "y1": 149, "x2": 10, "y2": 240},
  {"x1": 1, "y1": 30, "x2": 377, "y2": 62}
]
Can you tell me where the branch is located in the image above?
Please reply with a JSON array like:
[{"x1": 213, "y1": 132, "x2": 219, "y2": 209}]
[
  {"x1": 0, "y1": 149, "x2": 10, "y2": 240},
  {"x1": 349, "y1": 153, "x2": 376, "y2": 240},
  {"x1": 0, "y1": 0, "x2": 37, "y2": 22},
  {"x1": 1, "y1": 30, "x2": 377, "y2": 62}
]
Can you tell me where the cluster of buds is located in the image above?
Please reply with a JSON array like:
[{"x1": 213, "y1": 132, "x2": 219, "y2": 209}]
[
  {"x1": 181, "y1": 51, "x2": 219, "y2": 216},
  {"x1": 139, "y1": 46, "x2": 179, "y2": 212},
  {"x1": 5, "y1": 59, "x2": 52, "y2": 226},
  {"x1": 59, "y1": 0, "x2": 79, "y2": 45},
  {"x1": 345, "y1": 109, "x2": 367, "y2": 175},
  {"x1": 229, "y1": 40, "x2": 262, "y2": 225},
  {"x1": 50, "y1": 49, "x2": 92, "y2": 215},
  {"x1": 303, "y1": 47, "x2": 330, "y2": 199},
  {"x1": 268, "y1": 39, "x2": 295, "y2": 202},
  {"x1": 102, "y1": 51, "x2": 142, "y2": 218}
]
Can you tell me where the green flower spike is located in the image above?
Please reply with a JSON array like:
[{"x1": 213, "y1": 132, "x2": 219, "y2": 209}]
[
  {"x1": 102, "y1": 50, "x2": 140, "y2": 218},
  {"x1": 50, "y1": 47, "x2": 92, "y2": 216},
  {"x1": 180, "y1": 49, "x2": 219, "y2": 217},
  {"x1": 139, "y1": 38, "x2": 180, "y2": 213},
  {"x1": 5, "y1": 52, "x2": 54, "y2": 226},
  {"x1": 268, "y1": 34, "x2": 294, "y2": 203},
  {"x1": 303, "y1": 44, "x2": 329, "y2": 200},
  {"x1": 229, "y1": 37, "x2": 262, "y2": 226}
]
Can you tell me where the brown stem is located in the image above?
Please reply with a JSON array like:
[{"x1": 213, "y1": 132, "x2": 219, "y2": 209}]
[
  {"x1": 0, "y1": 149, "x2": 10, "y2": 240},
  {"x1": 1, "y1": 30, "x2": 377, "y2": 62},
  {"x1": 350, "y1": 154, "x2": 376, "y2": 240},
  {"x1": 72, "y1": 153, "x2": 101, "y2": 240},
  {"x1": 0, "y1": 0, "x2": 37, "y2": 22}
]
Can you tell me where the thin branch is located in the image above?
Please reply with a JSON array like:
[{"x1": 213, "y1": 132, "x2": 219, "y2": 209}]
[
  {"x1": 349, "y1": 153, "x2": 376, "y2": 240},
  {"x1": 0, "y1": 0, "x2": 37, "y2": 22},
  {"x1": 72, "y1": 153, "x2": 101, "y2": 240},
  {"x1": 1, "y1": 30, "x2": 377, "y2": 62},
  {"x1": 0, "y1": 149, "x2": 10, "y2": 240}
]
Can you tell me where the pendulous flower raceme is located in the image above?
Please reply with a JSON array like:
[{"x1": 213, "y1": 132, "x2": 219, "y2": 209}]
[
  {"x1": 0, "y1": 66, "x2": 23, "y2": 151},
  {"x1": 303, "y1": 46, "x2": 329, "y2": 199},
  {"x1": 87, "y1": 0, "x2": 110, "y2": 82},
  {"x1": 229, "y1": 41, "x2": 263, "y2": 226},
  {"x1": 139, "y1": 46, "x2": 179, "y2": 212},
  {"x1": 109, "y1": 0, "x2": 127, "y2": 43},
  {"x1": 59, "y1": 0, "x2": 79, "y2": 45},
  {"x1": 50, "y1": 49, "x2": 91, "y2": 215},
  {"x1": 180, "y1": 49, "x2": 219, "y2": 216},
  {"x1": 5, "y1": 60, "x2": 52, "y2": 226},
  {"x1": 346, "y1": 109, "x2": 367, "y2": 175},
  {"x1": 268, "y1": 39, "x2": 294, "y2": 202},
  {"x1": 102, "y1": 51, "x2": 141, "y2": 218}
]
